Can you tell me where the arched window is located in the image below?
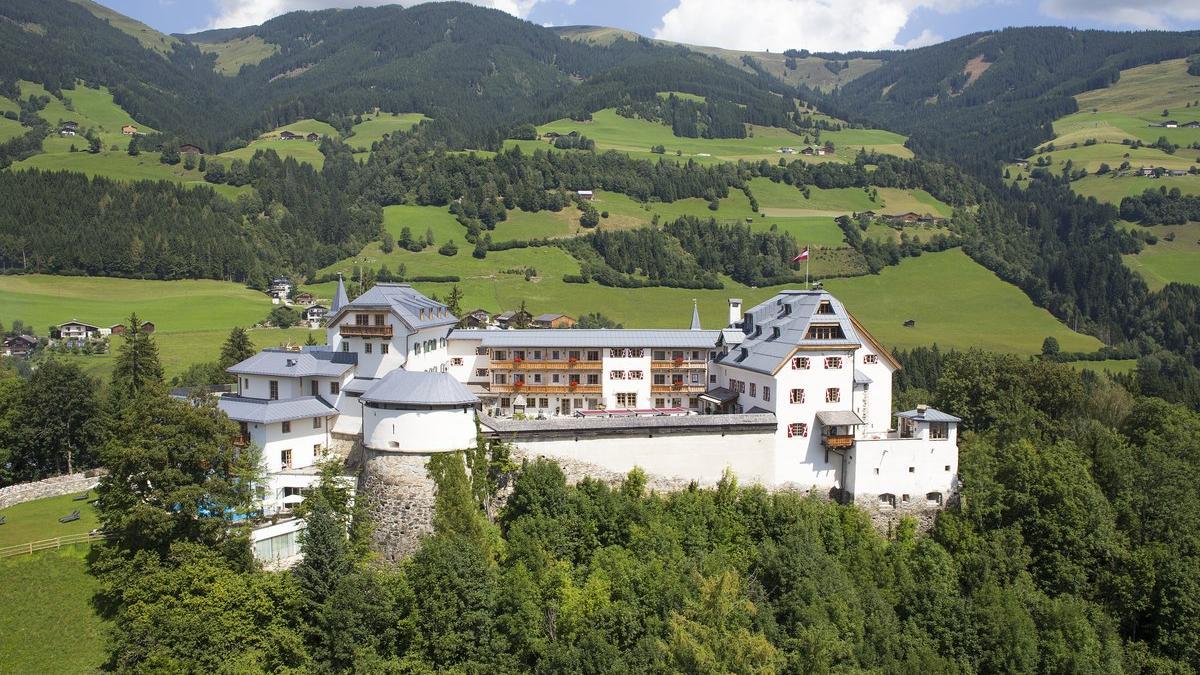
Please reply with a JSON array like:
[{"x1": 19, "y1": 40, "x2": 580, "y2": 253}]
[
  {"x1": 925, "y1": 492, "x2": 943, "y2": 506},
  {"x1": 879, "y1": 493, "x2": 896, "y2": 508}
]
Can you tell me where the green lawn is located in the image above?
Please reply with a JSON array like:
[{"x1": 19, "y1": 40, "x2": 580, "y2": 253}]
[
  {"x1": 1069, "y1": 174, "x2": 1200, "y2": 204},
  {"x1": 348, "y1": 112, "x2": 428, "y2": 154},
  {"x1": 1066, "y1": 359, "x2": 1139, "y2": 376},
  {"x1": 14, "y1": 149, "x2": 250, "y2": 200},
  {"x1": 505, "y1": 108, "x2": 910, "y2": 165},
  {"x1": 219, "y1": 119, "x2": 338, "y2": 168},
  {"x1": 1027, "y1": 57, "x2": 1200, "y2": 200},
  {"x1": 314, "y1": 244, "x2": 1090, "y2": 355},
  {"x1": 0, "y1": 492, "x2": 99, "y2": 549},
  {"x1": 0, "y1": 275, "x2": 322, "y2": 380},
  {"x1": 0, "y1": 545, "x2": 106, "y2": 674},
  {"x1": 824, "y1": 249, "x2": 1101, "y2": 354},
  {"x1": 1120, "y1": 222, "x2": 1200, "y2": 291},
  {"x1": 0, "y1": 116, "x2": 25, "y2": 142},
  {"x1": 195, "y1": 35, "x2": 279, "y2": 75}
]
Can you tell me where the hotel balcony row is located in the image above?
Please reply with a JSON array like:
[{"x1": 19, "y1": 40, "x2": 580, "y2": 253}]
[
  {"x1": 488, "y1": 383, "x2": 603, "y2": 394},
  {"x1": 490, "y1": 359, "x2": 602, "y2": 370}
]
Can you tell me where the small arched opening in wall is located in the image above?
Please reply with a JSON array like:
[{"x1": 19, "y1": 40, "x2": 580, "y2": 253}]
[
  {"x1": 878, "y1": 493, "x2": 895, "y2": 509},
  {"x1": 925, "y1": 491, "x2": 943, "y2": 506}
]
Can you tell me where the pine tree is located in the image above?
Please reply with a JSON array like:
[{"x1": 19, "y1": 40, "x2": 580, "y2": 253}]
[
  {"x1": 294, "y1": 492, "x2": 352, "y2": 608},
  {"x1": 219, "y1": 327, "x2": 256, "y2": 372},
  {"x1": 445, "y1": 285, "x2": 464, "y2": 317},
  {"x1": 110, "y1": 313, "x2": 163, "y2": 404}
]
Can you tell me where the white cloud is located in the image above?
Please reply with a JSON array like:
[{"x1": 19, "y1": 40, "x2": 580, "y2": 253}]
[
  {"x1": 1039, "y1": 0, "x2": 1200, "y2": 29},
  {"x1": 653, "y1": 0, "x2": 975, "y2": 52},
  {"x1": 901, "y1": 28, "x2": 944, "y2": 49},
  {"x1": 205, "y1": 0, "x2": 545, "y2": 30}
]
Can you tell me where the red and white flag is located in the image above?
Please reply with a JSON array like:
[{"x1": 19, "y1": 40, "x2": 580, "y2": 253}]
[{"x1": 792, "y1": 246, "x2": 809, "y2": 263}]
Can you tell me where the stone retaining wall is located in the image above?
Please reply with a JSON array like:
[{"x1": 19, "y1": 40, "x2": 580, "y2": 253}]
[{"x1": 0, "y1": 469, "x2": 107, "y2": 510}]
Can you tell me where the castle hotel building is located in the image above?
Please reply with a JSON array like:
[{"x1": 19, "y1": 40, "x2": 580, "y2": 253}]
[{"x1": 221, "y1": 279, "x2": 960, "y2": 560}]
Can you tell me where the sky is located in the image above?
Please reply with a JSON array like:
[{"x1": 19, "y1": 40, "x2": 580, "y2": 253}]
[{"x1": 107, "y1": 0, "x2": 1200, "y2": 52}]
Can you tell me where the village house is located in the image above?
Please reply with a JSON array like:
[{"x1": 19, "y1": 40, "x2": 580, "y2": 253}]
[
  {"x1": 886, "y1": 212, "x2": 922, "y2": 224},
  {"x1": 121, "y1": 124, "x2": 138, "y2": 135},
  {"x1": 269, "y1": 277, "x2": 293, "y2": 300},
  {"x1": 801, "y1": 145, "x2": 827, "y2": 156},
  {"x1": 531, "y1": 313, "x2": 577, "y2": 329},
  {"x1": 494, "y1": 308, "x2": 533, "y2": 329},
  {"x1": 576, "y1": 190, "x2": 594, "y2": 200},
  {"x1": 1183, "y1": 121, "x2": 1200, "y2": 129},
  {"x1": 223, "y1": 280, "x2": 961, "y2": 562},
  {"x1": 294, "y1": 291, "x2": 316, "y2": 305},
  {"x1": 59, "y1": 126, "x2": 77, "y2": 137},
  {"x1": 460, "y1": 308, "x2": 493, "y2": 329},
  {"x1": 306, "y1": 132, "x2": 320, "y2": 142},
  {"x1": 1137, "y1": 166, "x2": 1158, "y2": 177},
  {"x1": 179, "y1": 143, "x2": 204, "y2": 155},
  {"x1": 279, "y1": 130, "x2": 302, "y2": 141},
  {"x1": 779, "y1": 146, "x2": 796, "y2": 154},
  {"x1": 54, "y1": 321, "x2": 101, "y2": 341},
  {"x1": 2, "y1": 335, "x2": 37, "y2": 358},
  {"x1": 1163, "y1": 120, "x2": 1179, "y2": 128},
  {"x1": 303, "y1": 305, "x2": 328, "y2": 327}
]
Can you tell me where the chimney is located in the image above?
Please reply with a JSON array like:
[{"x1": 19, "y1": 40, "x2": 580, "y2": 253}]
[
  {"x1": 917, "y1": 404, "x2": 928, "y2": 417},
  {"x1": 728, "y1": 298, "x2": 743, "y2": 326}
]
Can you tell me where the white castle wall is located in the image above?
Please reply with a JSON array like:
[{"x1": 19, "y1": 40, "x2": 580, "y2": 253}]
[{"x1": 362, "y1": 406, "x2": 477, "y2": 452}]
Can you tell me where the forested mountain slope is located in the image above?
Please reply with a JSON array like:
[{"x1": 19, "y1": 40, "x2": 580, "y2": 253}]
[{"x1": 815, "y1": 28, "x2": 1200, "y2": 173}]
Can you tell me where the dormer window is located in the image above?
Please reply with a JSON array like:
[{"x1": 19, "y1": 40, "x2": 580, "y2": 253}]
[
  {"x1": 816, "y1": 300, "x2": 834, "y2": 315},
  {"x1": 806, "y1": 324, "x2": 845, "y2": 340}
]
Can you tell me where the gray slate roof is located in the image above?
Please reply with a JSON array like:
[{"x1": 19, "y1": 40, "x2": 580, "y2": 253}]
[
  {"x1": 854, "y1": 369, "x2": 873, "y2": 385},
  {"x1": 331, "y1": 276, "x2": 349, "y2": 313},
  {"x1": 218, "y1": 395, "x2": 337, "y2": 424},
  {"x1": 334, "y1": 283, "x2": 457, "y2": 330},
  {"x1": 690, "y1": 301, "x2": 702, "y2": 330},
  {"x1": 897, "y1": 407, "x2": 961, "y2": 423},
  {"x1": 718, "y1": 290, "x2": 864, "y2": 375},
  {"x1": 361, "y1": 370, "x2": 479, "y2": 406},
  {"x1": 816, "y1": 410, "x2": 865, "y2": 426},
  {"x1": 699, "y1": 386, "x2": 738, "y2": 404},
  {"x1": 455, "y1": 329, "x2": 722, "y2": 349},
  {"x1": 479, "y1": 412, "x2": 776, "y2": 434},
  {"x1": 343, "y1": 377, "x2": 378, "y2": 394},
  {"x1": 533, "y1": 313, "x2": 570, "y2": 322},
  {"x1": 228, "y1": 349, "x2": 356, "y2": 377}
]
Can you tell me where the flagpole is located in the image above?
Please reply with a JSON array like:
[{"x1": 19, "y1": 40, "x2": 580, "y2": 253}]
[{"x1": 805, "y1": 244, "x2": 810, "y2": 288}]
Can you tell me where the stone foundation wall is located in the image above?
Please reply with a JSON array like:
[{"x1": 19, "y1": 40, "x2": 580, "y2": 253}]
[
  {"x1": 0, "y1": 469, "x2": 106, "y2": 510},
  {"x1": 855, "y1": 494, "x2": 956, "y2": 534},
  {"x1": 360, "y1": 450, "x2": 437, "y2": 562}
]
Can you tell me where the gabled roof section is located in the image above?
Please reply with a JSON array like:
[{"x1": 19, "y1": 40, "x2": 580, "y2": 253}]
[
  {"x1": 897, "y1": 407, "x2": 961, "y2": 423},
  {"x1": 228, "y1": 348, "x2": 357, "y2": 377},
  {"x1": 331, "y1": 283, "x2": 457, "y2": 330},
  {"x1": 217, "y1": 395, "x2": 337, "y2": 424},
  {"x1": 716, "y1": 290, "x2": 897, "y2": 375}
]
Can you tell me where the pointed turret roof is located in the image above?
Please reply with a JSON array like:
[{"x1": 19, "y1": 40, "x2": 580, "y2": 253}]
[
  {"x1": 331, "y1": 274, "x2": 348, "y2": 314},
  {"x1": 690, "y1": 299, "x2": 702, "y2": 330}
]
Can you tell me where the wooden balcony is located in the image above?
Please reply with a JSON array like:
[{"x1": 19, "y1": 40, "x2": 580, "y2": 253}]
[
  {"x1": 340, "y1": 324, "x2": 393, "y2": 338},
  {"x1": 651, "y1": 360, "x2": 707, "y2": 370},
  {"x1": 232, "y1": 434, "x2": 250, "y2": 448},
  {"x1": 491, "y1": 384, "x2": 602, "y2": 394},
  {"x1": 822, "y1": 434, "x2": 855, "y2": 450},
  {"x1": 651, "y1": 384, "x2": 706, "y2": 394},
  {"x1": 491, "y1": 360, "x2": 602, "y2": 370}
]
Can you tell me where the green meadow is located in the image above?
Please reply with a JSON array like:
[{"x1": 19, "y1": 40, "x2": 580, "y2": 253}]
[
  {"x1": 348, "y1": 112, "x2": 428, "y2": 154},
  {"x1": 219, "y1": 119, "x2": 338, "y2": 169},
  {"x1": 823, "y1": 249, "x2": 1101, "y2": 355},
  {"x1": 313, "y1": 243, "x2": 1094, "y2": 355},
  {"x1": 0, "y1": 545, "x2": 106, "y2": 674},
  {"x1": 0, "y1": 115, "x2": 24, "y2": 142},
  {"x1": 0, "y1": 275, "x2": 322, "y2": 380},
  {"x1": 1120, "y1": 222, "x2": 1200, "y2": 291},
  {"x1": 505, "y1": 108, "x2": 910, "y2": 164},
  {"x1": 0, "y1": 492, "x2": 99, "y2": 549},
  {"x1": 195, "y1": 34, "x2": 279, "y2": 75},
  {"x1": 15, "y1": 149, "x2": 250, "y2": 200},
  {"x1": 1024, "y1": 57, "x2": 1200, "y2": 201}
]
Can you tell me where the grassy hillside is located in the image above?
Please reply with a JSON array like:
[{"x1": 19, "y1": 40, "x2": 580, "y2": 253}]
[
  {"x1": 218, "y1": 119, "x2": 338, "y2": 168},
  {"x1": 1021, "y1": 58, "x2": 1200, "y2": 203},
  {"x1": 68, "y1": 0, "x2": 180, "y2": 55},
  {"x1": 824, "y1": 248, "x2": 1102, "y2": 354},
  {"x1": 348, "y1": 112, "x2": 428, "y2": 155},
  {"x1": 0, "y1": 545, "x2": 106, "y2": 674},
  {"x1": 553, "y1": 25, "x2": 882, "y2": 92},
  {"x1": 1120, "y1": 221, "x2": 1200, "y2": 290},
  {"x1": 505, "y1": 108, "x2": 910, "y2": 164},
  {"x1": 313, "y1": 240, "x2": 1093, "y2": 355},
  {"x1": 0, "y1": 492, "x2": 99, "y2": 548},
  {"x1": 0, "y1": 275, "x2": 320, "y2": 380},
  {"x1": 195, "y1": 35, "x2": 279, "y2": 75}
]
